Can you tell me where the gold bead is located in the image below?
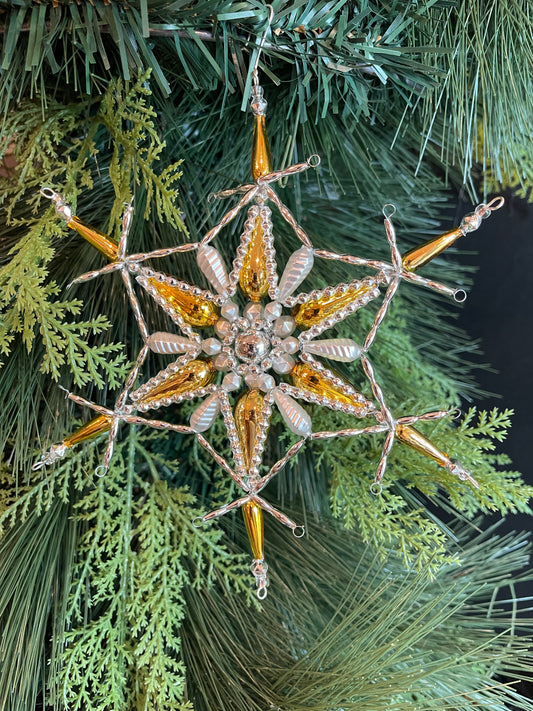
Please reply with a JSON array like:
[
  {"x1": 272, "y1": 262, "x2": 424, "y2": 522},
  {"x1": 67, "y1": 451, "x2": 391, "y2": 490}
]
[
  {"x1": 239, "y1": 214, "x2": 269, "y2": 301},
  {"x1": 234, "y1": 389, "x2": 266, "y2": 472},
  {"x1": 401, "y1": 228, "x2": 463, "y2": 272},
  {"x1": 291, "y1": 362, "x2": 367, "y2": 413},
  {"x1": 251, "y1": 114, "x2": 273, "y2": 181},
  {"x1": 137, "y1": 360, "x2": 216, "y2": 406},
  {"x1": 145, "y1": 277, "x2": 218, "y2": 328},
  {"x1": 63, "y1": 414, "x2": 113, "y2": 448},
  {"x1": 293, "y1": 284, "x2": 372, "y2": 329},
  {"x1": 395, "y1": 424, "x2": 449, "y2": 467},
  {"x1": 67, "y1": 216, "x2": 118, "y2": 261},
  {"x1": 242, "y1": 500, "x2": 265, "y2": 561}
]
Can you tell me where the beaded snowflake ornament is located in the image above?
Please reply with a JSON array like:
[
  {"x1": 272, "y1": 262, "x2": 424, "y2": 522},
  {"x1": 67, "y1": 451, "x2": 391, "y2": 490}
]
[{"x1": 35, "y1": 68, "x2": 503, "y2": 598}]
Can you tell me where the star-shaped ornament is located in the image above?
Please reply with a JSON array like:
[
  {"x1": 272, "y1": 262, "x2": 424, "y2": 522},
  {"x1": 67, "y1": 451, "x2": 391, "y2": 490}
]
[{"x1": 36, "y1": 78, "x2": 503, "y2": 598}]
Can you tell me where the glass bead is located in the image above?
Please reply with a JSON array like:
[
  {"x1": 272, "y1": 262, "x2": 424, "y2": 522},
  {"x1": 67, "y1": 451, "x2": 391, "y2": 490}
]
[
  {"x1": 251, "y1": 114, "x2": 273, "y2": 181},
  {"x1": 293, "y1": 284, "x2": 372, "y2": 329},
  {"x1": 64, "y1": 414, "x2": 113, "y2": 447},
  {"x1": 291, "y1": 362, "x2": 367, "y2": 412},
  {"x1": 221, "y1": 301, "x2": 239, "y2": 322},
  {"x1": 202, "y1": 337, "x2": 222, "y2": 355},
  {"x1": 67, "y1": 216, "x2": 118, "y2": 261},
  {"x1": 264, "y1": 301, "x2": 282, "y2": 321},
  {"x1": 145, "y1": 277, "x2": 218, "y2": 328},
  {"x1": 401, "y1": 228, "x2": 463, "y2": 272},
  {"x1": 395, "y1": 424, "x2": 449, "y2": 467},
  {"x1": 137, "y1": 360, "x2": 216, "y2": 406},
  {"x1": 239, "y1": 214, "x2": 270, "y2": 301},
  {"x1": 273, "y1": 315, "x2": 296, "y2": 337},
  {"x1": 235, "y1": 389, "x2": 267, "y2": 472},
  {"x1": 242, "y1": 501, "x2": 264, "y2": 561}
]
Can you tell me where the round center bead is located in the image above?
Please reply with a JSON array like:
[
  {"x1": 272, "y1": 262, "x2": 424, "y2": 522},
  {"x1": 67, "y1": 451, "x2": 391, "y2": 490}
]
[{"x1": 234, "y1": 331, "x2": 270, "y2": 363}]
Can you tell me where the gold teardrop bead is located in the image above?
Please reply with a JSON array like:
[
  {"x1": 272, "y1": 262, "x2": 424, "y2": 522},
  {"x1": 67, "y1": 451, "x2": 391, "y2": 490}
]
[
  {"x1": 137, "y1": 360, "x2": 216, "y2": 406},
  {"x1": 242, "y1": 501, "x2": 265, "y2": 561},
  {"x1": 239, "y1": 214, "x2": 270, "y2": 301},
  {"x1": 67, "y1": 216, "x2": 118, "y2": 261},
  {"x1": 145, "y1": 277, "x2": 218, "y2": 328},
  {"x1": 293, "y1": 283, "x2": 373, "y2": 329},
  {"x1": 64, "y1": 414, "x2": 113, "y2": 448},
  {"x1": 251, "y1": 114, "x2": 273, "y2": 181},
  {"x1": 234, "y1": 389, "x2": 266, "y2": 472},
  {"x1": 291, "y1": 362, "x2": 367, "y2": 413},
  {"x1": 401, "y1": 228, "x2": 463, "y2": 272},
  {"x1": 395, "y1": 424, "x2": 449, "y2": 467}
]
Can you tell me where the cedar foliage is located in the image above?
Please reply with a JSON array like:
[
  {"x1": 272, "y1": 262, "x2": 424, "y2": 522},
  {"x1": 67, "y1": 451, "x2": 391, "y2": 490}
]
[{"x1": 0, "y1": 2, "x2": 532, "y2": 710}]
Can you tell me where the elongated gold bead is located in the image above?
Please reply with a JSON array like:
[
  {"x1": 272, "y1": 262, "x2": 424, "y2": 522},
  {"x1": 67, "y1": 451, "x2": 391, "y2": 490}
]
[
  {"x1": 137, "y1": 360, "x2": 216, "y2": 406},
  {"x1": 67, "y1": 216, "x2": 119, "y2": 261},
  {"x1": 293, "y1": 284, "x2": 373, "y2": 329},
  {"x1": 401, "y1": 228, "x2": 463, "y2": 272},
  {"x1": 242, "y1": 501, "x2": 265, "y2": 561},
  {"x1": 234, "y1": 389, "x2": 265, "y2": 472},
  {"x1": 63, "y1": 415, "x2": 113, "y2": 448},
  {"x1": 291, "y1": 362, "x2": 367, "y2": 413},
  {"x1": 239, "y1": 214, "x2": 270, "y2": 301},
  {"x1": 395, "y1": 424, "x2": 449, "y2": 467},
  {"x1": 251, "y1": 114, "x2": 273, "y2": 181},
  {"x1": 145, "y1": 277, "x2": 218, "y2": 328}
]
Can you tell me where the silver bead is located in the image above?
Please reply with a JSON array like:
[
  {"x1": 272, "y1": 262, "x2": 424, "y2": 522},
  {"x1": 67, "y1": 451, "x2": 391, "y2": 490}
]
[
  {"x1": 302, "y1": 338, "x2": 361, "y2": 362},
  {"x1": 277, "y1": 246, "x2": 314, "y2": 302},
  {"x1": 197, "y1": 244, "x2": 229, "y2": 294},
  {"x1": 213, "y1": 353, "x2": 232, "y2": 371},
  {"x1": 222, "y1": 372, "x2": 242, "y2": 392},
  {"x1": 274, "y1": 315, "x2": 296, "y2": 337},
  {"x1": 273, "y1": 389, "x2": 312, "y2": 436},
  {"x1": 264, "y1": 301, "x2": 282, "y2": 321},
  {"x1": 243, "y1": 302, "x2": 263, "y2": 321},
  {"x1": 245, "y1": 373, "x2": 260, "y2": 388},
  {"x1": 147, "y1": 332, "x2": 196, "y2": 355},
  {"x1": 272, "y1": 353, "x2": 295, "y2": 374},
  {"x1": 202, "y1": 337, "x2": 222, "y2": 355},
  {"x1": 214, "y1": 319, "x2": 232, "y2": 339},
  {"x1": 221, "y1": 300, "x2": 239, "y2": 322},
  {"x1": 190, "y1": 393, "x2": 220, "y2": 433},
  {"x1": 257, "y1": 373, "x2": 275, "y2": 392},
  {"x1": 281, "y1": 336, "x2": 299, "y2": 354},
  {"x1": 234, "y1": 331, "x2": 270, "y2": 363}
]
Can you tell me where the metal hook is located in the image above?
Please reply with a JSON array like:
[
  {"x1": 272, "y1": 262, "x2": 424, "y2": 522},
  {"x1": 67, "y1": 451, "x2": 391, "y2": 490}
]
[{"x1": 252, "y1": 5, "x2": 274, "y2": 86}]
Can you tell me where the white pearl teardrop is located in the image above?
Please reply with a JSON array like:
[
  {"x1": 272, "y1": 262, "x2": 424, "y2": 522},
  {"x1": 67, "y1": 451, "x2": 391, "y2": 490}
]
[
  {"x1": 302, "y1": 338, "x2": 361, "y2": 362},
  {"x1": 197, "y1": 245, "x2": 229, "y2": 294},
  {"x1": 147, "y1": 332, "x2": 196, "y2": 355},
  {"x1": 190, "y1": 393, "x2": 220, "y2": 433},
  {"x1": 273, "y1": 389, "x2": 312, "y2": 436},
  {"x1": 277, "y1": 246, "x2": 314, "y2": 302}
]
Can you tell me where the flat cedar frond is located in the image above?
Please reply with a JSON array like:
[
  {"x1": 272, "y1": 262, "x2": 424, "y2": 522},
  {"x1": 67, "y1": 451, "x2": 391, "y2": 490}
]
[{"x1": 58, "y1": 428, "x2": 250, "y2": 711}]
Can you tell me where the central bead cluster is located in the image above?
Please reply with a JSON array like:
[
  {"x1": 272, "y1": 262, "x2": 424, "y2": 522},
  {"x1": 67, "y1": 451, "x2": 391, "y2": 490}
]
[{"x1": 200, "y1": 299, "x2": 300, "y2": 391}]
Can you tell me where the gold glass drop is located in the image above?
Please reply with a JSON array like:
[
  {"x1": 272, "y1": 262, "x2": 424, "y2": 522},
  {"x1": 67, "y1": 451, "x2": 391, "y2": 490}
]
[
  {"x1": 395, "y1": 424, "x2": 449, "y2": 467},
  {"x1": 242, "y1": 500, "x2": 265, "y2": 561},
  {"x1": 67, "y1": 216, "x2": 119, "y2": 261},
  {"x1": 401, "y1": 228, "x2": 463, "y2": 272},
  {"x1": 293, "y1": 284, "x2": 372, "y2": 329},
  {"x1": 145, "y1": 277, "x2": 218, "y2": 328},
  {"x1": 251, "y1": 114, "x2": 273, "y2": 181},
  {"x1": 137, "y1": 360, "x2": 216, "y2": 406},
  {"x1": 291, "y1": 362, "x2": 367, "y2": 413},
  {"x1": 239, "y1": 214, "x2": 270, "y2": 301},
  {"x1": 235, "y1": 389, "x2": 265, "y2": 472},
  {"x1": 64, "y1": 415, "x2": 113, "y2": 448}
]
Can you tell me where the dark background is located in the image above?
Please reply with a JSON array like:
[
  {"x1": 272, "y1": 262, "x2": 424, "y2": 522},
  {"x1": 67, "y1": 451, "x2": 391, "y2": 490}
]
[
  {"x1": 454, "y1": 194, "x2": 532, "y2": 704},
  {"x1": 454, "y1": 193, "x2": 532, "y2": 527}
]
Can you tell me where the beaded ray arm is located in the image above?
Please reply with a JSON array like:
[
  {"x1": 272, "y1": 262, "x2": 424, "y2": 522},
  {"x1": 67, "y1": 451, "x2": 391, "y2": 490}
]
[{"x1": 35, "y1": 65, "x2": 503, "y2": 598}]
